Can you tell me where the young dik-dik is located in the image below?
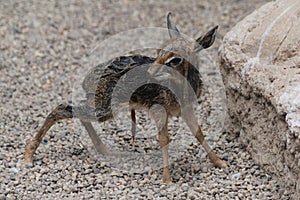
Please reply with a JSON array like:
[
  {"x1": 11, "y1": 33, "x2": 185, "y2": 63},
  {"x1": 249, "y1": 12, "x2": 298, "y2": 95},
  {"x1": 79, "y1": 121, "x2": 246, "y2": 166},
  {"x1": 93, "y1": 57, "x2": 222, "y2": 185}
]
[{"x1": 24, "y1": 12, "x2": 227, "y2": 183}]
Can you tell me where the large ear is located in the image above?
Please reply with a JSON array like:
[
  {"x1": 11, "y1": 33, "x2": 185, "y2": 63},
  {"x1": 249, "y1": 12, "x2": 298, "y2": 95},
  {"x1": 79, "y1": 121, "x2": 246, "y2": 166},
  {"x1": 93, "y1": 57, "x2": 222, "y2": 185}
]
[
  {"x1": 167, "y1": 12, "x2": 181, "y2": 39},
  {"x1": 195, "y1": 25, "x2": 218, "y2": 51}
]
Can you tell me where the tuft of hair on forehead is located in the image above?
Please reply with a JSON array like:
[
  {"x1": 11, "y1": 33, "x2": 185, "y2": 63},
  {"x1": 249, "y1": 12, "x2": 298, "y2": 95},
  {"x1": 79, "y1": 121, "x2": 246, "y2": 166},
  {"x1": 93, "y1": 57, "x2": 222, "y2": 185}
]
[{"x1": 156, "y1": 37, "x2": 194, "y2": 61}]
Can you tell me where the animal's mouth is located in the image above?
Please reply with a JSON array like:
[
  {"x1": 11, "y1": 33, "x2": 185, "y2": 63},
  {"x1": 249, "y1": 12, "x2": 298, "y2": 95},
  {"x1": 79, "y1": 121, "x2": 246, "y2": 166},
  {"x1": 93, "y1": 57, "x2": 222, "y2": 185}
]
[
  {"x1": 154, "y1": 71, "x2": 175, "y2": 81},
  {"x1": 147, "y1": 63, "x2": 184, "y2": 83}
]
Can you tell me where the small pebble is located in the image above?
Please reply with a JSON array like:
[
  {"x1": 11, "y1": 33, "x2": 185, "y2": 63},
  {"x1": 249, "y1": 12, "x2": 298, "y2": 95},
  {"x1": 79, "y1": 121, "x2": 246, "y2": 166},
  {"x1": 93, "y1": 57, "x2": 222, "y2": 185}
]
[
  {"x1": 9, "y1": 168, "x2": 19, "y2": 173},
  {"x1": 231, "y1": 172, "x2": 241, "y2": 180},
  {"x1": 131, "y1": 180, "x2": 138, "y2": 188}
]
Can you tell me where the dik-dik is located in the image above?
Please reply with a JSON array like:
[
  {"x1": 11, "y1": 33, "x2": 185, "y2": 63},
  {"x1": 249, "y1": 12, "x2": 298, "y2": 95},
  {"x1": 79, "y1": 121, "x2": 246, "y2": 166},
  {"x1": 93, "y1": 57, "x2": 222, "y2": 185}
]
[{"x1": 24, "y1": 12, "x2": 227, "y2": 183}]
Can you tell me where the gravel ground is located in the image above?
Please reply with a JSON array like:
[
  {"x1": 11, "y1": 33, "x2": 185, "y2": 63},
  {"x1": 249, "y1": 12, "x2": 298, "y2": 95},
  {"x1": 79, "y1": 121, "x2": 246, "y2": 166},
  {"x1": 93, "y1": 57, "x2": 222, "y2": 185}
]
[{"x1": 0, "y1": 0, "x2": 293, "y2": 199}]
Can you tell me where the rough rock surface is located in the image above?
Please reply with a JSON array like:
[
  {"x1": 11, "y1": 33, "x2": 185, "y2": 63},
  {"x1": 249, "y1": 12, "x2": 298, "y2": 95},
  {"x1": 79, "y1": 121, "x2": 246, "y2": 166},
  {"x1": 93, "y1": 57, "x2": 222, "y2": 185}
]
[{"x1": 219, "y1": 0, "x2": 300, "y2": 197}]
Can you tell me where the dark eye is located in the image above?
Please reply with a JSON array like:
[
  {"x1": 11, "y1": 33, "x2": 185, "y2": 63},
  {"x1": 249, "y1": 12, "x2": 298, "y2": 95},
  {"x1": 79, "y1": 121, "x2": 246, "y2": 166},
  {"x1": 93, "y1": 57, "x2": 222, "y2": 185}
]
[{"x1": 165, "y1": 56, "x2": 183, "y2": 67}]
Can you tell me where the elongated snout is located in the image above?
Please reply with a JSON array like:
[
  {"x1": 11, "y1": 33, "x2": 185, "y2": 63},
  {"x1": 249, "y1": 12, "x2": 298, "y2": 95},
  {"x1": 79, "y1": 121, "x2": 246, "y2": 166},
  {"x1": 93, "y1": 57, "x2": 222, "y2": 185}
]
[
  {"x1": 147, "y1": 63, "x2": 161, "y2": 76},
  {"x1": 147, "y1": 63, "x2": 175, "y2": 82},
  {"x1": 147, "y1": 63, "x2": 184, "y2": 84}
]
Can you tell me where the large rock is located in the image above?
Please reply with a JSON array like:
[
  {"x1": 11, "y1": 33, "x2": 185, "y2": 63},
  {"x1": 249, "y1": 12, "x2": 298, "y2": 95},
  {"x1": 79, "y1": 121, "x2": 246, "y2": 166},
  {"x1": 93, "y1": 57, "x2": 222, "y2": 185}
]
[{"x1": 219, "y1": 0, "x2": 300, "y2": 197}]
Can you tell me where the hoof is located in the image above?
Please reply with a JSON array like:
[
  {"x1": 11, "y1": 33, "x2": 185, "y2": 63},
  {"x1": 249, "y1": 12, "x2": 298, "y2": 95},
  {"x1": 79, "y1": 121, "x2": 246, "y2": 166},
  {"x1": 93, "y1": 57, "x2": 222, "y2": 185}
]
[
  {"x1": 163, "y1": 179, "x2": 173, "y2": 185},
  {"x1": 24, "y1": 154, "x2": 34, "y2": 169},
  {"x1": 208, "y1": 151, "x2": 227, "y2": 169},
  {"x1": 131, "y1": 138, "x2": 135, "y2": 144},
  {"x1": 23, "y1": 160, "x2": 34, "y2": 169},
  {"x1": 25, "y1": 164, "x2": 33, "y2": 169},
  {"x1": 214, "y1": 159, "x2": 227, "y2": 169},
  {"x1": 163, "y1": 175, "x2": 172, "y2": 184},
  {"x1": 95, "y1": 145, "x2": 110, "y2": 155}
]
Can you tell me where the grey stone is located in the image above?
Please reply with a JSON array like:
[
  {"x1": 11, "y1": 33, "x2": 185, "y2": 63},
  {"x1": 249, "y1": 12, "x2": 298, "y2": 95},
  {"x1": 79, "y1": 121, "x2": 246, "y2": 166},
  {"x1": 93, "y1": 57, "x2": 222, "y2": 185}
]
[{"x1": 219, "y1": 0, "x2": 300, "y2": 197}]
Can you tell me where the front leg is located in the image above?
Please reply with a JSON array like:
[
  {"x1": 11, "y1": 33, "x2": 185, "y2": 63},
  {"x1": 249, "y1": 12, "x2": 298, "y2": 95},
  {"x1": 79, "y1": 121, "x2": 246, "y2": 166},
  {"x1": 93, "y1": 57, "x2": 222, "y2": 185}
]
[
  {"x1": 149, "y1": 104, "x2": 172, "y2": 184},
  {"x1": 80, "y1": 121, "x2": 109, "y2": 155},
  {"x1": 158, "y1": 124, "x2": 172, "y2": 184},
  {"x1": 195, "y1": 127, "x2": 227, "y2": 168},
  {"x1": 182, "y1": 105, "x2": 227, "y2": 169}
]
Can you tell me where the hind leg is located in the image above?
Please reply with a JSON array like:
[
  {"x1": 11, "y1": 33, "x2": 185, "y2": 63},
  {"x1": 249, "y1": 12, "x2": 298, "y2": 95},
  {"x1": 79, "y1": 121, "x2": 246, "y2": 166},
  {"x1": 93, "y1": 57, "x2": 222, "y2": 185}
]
[
  {"x1": 24, "y1": 104, "x2": 73, "y2": 167},
  {"x1": 24, "y1": 103, "x2": 109, "y2": 167}
]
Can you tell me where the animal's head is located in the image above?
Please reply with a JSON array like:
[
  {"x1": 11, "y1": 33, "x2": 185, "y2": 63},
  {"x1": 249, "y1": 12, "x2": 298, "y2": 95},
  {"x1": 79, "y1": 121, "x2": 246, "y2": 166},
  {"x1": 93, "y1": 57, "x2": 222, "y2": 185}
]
[{"x1": 148, "y1": 12, "x2": 218, "y2": 81}]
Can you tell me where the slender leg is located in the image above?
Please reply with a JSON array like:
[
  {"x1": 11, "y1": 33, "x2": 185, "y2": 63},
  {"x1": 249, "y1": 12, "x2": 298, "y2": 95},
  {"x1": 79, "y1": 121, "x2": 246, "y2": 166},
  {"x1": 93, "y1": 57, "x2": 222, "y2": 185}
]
[
  {"x1": 158, "y1": 118, "x2": 172, "y2": 184},
  {"x1": 24, "y1": 104, "x2": 73, "y2": 167},
  {"x1": 76, "y1": 105, "x2": 111, "y2": 155},
  {"x1": 24, "y1": 103, "x2": 109, "y2": 167},
  {"x1": 149, "y1": 105, "x2": 172, "y2": 183},
  {"x1": 194, "y1": 127, "x2": 227, "y2": 168},
  {"x1": 80, "y1": 121, "x2": 109, "y2": 155},
  {"x1": 131, "y1": 109, "x2": 136, "y2": 143},
  {"x1": 182, "y1": 105, "x2": 227, "y2": 168}
]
